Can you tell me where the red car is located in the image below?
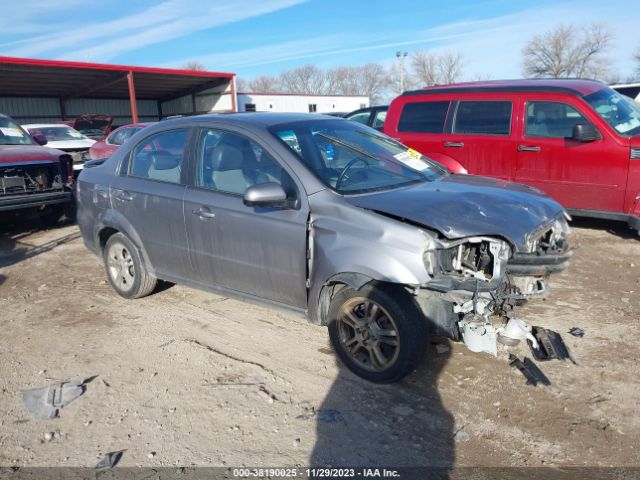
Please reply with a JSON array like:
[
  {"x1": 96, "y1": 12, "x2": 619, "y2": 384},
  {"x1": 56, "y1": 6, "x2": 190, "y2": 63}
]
[
  {"x1": 89, "y1": 123, "x2": 153, "y2": 160},
  {"x1": 0, "y1": 113, "x2": 75, "y2": 224},
  {"x1": 384, "y1": 79, "x2": 640, "y2": 232}
]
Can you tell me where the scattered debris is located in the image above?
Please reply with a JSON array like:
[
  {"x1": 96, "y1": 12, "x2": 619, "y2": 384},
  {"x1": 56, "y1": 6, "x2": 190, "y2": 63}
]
[
  {"x1": 44, "y1": 432, "x2": 54, "y2": 442},
  {"x1": 95, "y1": 450, "x2": 124, "y2": 472},
  {"x1": 101, "y1": 379, "x2": 110, "y2": 388},
  {"x1": 158, "y1": 339, "x2": 175, "y2": 348},
  {"x1": 509, "y1": 354, "x2": 550, "y2": 386},
  {"x1": 147, "y1": 451, "x2": 156, "y2": 459},
  {"x1": 453, "y1": 428, "x2": 470, "y2": 443},
  {"x1": 568, "y1": 327, "x2": 585, "y2": 338},
  {"x1": 528, "y1": 327, "x2": 575, "y2": 363},
  {"x1": 257, "y1": 385, "x2": 277, "y2": 403},
  {"x1": 21, "y1": 377, "x2": 94, "y2": 419},
  {"x1": 435, "y1": 343, "x2": 450, "y2": 354},
  {"x1": 316, "y1": 409, "x2": 344, "y2": 423}
]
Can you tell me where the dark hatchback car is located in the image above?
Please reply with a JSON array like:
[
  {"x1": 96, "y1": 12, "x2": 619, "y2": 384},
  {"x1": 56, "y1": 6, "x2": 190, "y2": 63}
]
[
  {"x1": 77, "y1": 113, "x2": 570, "y2": 383},
  {"x1": 344, "y1": 105, "x2": 388, "y2": 131}
]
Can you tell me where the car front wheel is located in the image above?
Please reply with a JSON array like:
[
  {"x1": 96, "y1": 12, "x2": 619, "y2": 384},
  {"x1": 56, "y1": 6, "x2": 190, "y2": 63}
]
[
  {"x1": 327, "y1": 283, "x2": 427, "y2": 383},
  {"x1": 103, "y1": 233, "x2": 157, "y2": 299}
]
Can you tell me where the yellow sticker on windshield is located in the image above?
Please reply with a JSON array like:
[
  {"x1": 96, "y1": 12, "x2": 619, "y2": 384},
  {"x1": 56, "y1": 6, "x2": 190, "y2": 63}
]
[{"x1": 407, "y1": 148, "x2": 422, "y2": 160}]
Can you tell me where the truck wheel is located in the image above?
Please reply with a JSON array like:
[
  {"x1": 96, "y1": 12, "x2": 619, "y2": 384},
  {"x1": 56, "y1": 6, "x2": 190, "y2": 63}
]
[
  {"x1": 103, "y1": 233, "x2": 157, "y2": 299},
  {"x1": 327, "y1": 283, "x2": 427, "y2": 383}
]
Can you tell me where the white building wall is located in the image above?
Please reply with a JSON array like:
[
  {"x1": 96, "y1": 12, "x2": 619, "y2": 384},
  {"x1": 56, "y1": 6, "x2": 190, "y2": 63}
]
[{"x1": 237, "y1": 94, "x2": 369, "y2": 113}]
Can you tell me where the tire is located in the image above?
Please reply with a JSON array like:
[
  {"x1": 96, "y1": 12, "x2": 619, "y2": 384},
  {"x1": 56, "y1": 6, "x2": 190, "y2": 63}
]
[
  {"x1": 103, "y1": 233, "x2": 157, "y2": 299},
  {"x1": 327, "y1": 283, "x2": 428, "y2": 383}
]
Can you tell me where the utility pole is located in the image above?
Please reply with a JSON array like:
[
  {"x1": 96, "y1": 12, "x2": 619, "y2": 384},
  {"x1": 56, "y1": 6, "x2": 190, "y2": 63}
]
[{"x1": 396, "y1": 51, "x2": 408, "y2": 92}]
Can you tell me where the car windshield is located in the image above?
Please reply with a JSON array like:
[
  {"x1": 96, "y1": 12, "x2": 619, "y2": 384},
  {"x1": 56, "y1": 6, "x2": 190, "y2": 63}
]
[
  {"x1": 27, "y1": 126, "x2": 89, "y2": 142},
  {"x1": 584, "y1": 87, "x2": 640, "y2": 136},
  {"x1": 0, "y1": 118, "x2": 32, "y2": 145},
  {"x1": 270, "y1": 120, "x2": 447, "y2": 194}
]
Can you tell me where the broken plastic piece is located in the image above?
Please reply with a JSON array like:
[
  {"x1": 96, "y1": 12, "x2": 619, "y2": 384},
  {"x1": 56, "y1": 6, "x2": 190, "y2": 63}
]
[
  {"x1": 509, "y1": 354, "x2": 550, "y2": 386},
  {"x1": 568, "y1": 327, "x2": 585, "y2": 338},
  {"x1": 528, "y1": 326, "x2": 575, "y2": 363},
  {"x1": 21, "y1": 379, "x2": 88, "y2": 420},
  {"x1": 95, "y1": 450, "x2": 124, "y2": 472}
]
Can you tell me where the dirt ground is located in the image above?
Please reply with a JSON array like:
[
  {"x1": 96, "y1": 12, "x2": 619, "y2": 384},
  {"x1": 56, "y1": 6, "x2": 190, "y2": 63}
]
[{"x1": 0, "y1": 217, "x2": 639, "y2": 472}]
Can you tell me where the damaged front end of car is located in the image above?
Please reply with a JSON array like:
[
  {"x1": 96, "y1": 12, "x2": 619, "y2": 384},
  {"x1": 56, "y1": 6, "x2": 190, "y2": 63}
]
[{"x1": 415, "y1": 217, "x2": 571, "y2": 356}]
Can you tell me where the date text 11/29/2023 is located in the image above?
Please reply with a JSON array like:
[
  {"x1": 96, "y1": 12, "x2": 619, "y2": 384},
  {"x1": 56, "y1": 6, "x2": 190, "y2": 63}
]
[{"x1": 232, "y1": 468, "x2": 401, "y2": 478}]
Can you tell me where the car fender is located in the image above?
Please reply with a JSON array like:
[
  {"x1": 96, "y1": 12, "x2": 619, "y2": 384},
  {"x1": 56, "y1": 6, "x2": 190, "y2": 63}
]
[
  {"x1": 425, "y1": 152, "x2": 468, "y2": 174},
  {"x1": 93, "y1": 209, "x2": 156, "y2": 275}
]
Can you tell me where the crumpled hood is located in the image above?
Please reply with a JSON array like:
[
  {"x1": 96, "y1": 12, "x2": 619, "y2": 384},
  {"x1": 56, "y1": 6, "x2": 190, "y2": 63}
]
[
  {"x1": 345, "y1": 174, "x2": 565, "y2": 251},
  {"x1": 0, "y1": 145, "x2": 64, "y2": 164}
]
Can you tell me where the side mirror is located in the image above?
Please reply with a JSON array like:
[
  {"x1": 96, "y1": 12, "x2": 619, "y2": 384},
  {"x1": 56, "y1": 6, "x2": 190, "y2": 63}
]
[
  {"x1": 572, "y1": 123, "x2": 600, "y2": 142},
  {"x1": 243, "y1": 182, "x2": 291, "y2": 208},
  {"x1": 32, "y1": 133, "x2": 48, "y2": 146}
]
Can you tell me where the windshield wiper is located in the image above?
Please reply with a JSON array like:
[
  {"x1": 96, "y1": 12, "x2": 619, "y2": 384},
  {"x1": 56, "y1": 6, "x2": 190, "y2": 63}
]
[{"x1": 315, "y1": 132, "x2": 379, "y2": 163}]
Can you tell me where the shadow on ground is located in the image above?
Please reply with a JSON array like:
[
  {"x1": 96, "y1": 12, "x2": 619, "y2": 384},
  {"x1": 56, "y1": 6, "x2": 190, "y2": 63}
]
[
  {"x1": 0, "y1": 217, "x2": 79, "y2": 268},
  {"x1": 310, "y1": 342, "x2": 454, "y2": 477},
  {"x1": 570, "y1": 217, "x2": 637, "y2": 240}
]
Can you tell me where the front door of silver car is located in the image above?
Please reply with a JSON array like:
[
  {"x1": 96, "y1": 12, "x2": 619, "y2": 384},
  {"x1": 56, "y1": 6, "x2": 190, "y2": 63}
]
[{"x1": 183, "y1": 128, "x2": 308, "y2": 308}]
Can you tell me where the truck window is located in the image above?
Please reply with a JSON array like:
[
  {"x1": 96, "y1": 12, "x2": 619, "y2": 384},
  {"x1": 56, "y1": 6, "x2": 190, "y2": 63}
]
[
  {"x1": 398, "y1": 101, "x2": 450, "y2": 133},
  {"x1": 526, "y1": 101, "x2": 591, "y2": 138},
  {"x1": 453, "y1": 101, "x2": 512, "y2": 135}
]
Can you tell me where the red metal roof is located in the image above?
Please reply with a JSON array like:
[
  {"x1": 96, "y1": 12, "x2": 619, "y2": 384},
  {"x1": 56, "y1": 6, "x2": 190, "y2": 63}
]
[{"x1": 0, "y1": 56, "x2": 235, "y2": 100}]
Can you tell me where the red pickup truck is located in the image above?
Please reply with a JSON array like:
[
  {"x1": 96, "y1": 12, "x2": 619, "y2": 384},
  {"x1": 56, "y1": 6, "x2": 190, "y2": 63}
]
[
  {"x1": 1, "y1": 113, "x2": 75, "y2": 224},
  {"x1": 384, "y1": 79, "x2": 640, "y2": 233}
]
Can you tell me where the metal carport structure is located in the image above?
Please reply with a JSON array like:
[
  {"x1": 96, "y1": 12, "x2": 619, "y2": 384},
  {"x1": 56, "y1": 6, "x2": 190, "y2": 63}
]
[{"x1": 0, "y1": 56, "x2": 236, "y2": 124}]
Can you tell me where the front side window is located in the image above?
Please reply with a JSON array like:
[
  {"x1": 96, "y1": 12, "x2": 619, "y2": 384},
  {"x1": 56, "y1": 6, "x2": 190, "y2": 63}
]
[
  {"x1": 453, "y1": 101, "x2": 512, "y2": 135},
  {"x1": 584, "y1": 87, "x2": 640, "y2": 136},
  {"x1": 398, "y1": 101, "x2": 450, "y2": 133},
  {"x1": 0, "y1": 117, "x2": 32, "y2": 145},
  {"x1": 526, "y1": 101, "x2": 591, "y2": 138},
  {"x1": 372, "y1": 110, "x2": 388, "y2": 129},
  {"x1": 129, "y1": 129, "x2": 188, "y2": 184},
  {"x1": 196, "y1": 129, "x2": 296, "y2": 198},
  {"x1": 270, "y1": 120, "x2": 447, "y2": 195}
]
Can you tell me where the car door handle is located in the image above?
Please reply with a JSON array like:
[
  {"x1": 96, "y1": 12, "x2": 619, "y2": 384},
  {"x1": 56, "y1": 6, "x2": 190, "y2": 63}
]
[
  {"x1": 444, "y1": 141, "x2": 464, "y2": 148},
  {"x1": 518, "y1": 145, "x2": 541, "y2": 152},
  {"x1": 192, "y1": 208, "x2": 216, "y2": 219},
  {"x1": 115, "y1": 191, "x2": 133, "y2": 201}
]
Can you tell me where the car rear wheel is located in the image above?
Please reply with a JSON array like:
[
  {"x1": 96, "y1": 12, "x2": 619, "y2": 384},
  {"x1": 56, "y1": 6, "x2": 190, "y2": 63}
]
[
  {"x1": 103, "y1": 233, "x2": 157, "y2": 299},
  {"x1": 327, "y1": 283, "x2": 427, "y2": 383}
]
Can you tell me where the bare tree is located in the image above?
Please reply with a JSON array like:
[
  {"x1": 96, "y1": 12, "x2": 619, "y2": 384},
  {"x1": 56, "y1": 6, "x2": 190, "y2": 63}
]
[
  {"x1": 522, "y1": 23, "x2": 612, "y2": 79},
  {"x1": 279, "y1": 65, "x2": 327, "y2": 94},
  {"x1": 183, "y1": 61, "x2": 206, "y2": 71},
  {"x1": 355, "y1": 63, "x2": 390, "y2": 104},
  {"x1": 248, "y1": 75, "x2": 281, "y2": 93},
  {"x1": 634, "y1": 48, "x2": 640, "y2": 76},
  {"x1": 411, "y1": 51, "x2": 464, "y2": 86},
  {"x1": 234, "y1": 77, "x2": 248, "y2": 92}
]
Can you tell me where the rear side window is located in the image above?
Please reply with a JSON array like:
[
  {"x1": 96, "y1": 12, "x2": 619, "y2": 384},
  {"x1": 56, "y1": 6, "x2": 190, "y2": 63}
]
[
  {"x1": 398, "y1": 101, "x2": 450, "y2": 133},
  {"x1": 345, "y1": 111, "x2": 371, "y2": 125},
  {"x1": 129, "y1": 129, "x2": 188, "y2": 184},
  {"x1": 453, "y1": 101, "x2": 512, "y2": 135}
]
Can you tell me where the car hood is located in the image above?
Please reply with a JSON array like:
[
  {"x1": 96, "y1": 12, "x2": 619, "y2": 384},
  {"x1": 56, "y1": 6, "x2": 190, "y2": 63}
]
[
  {"x1": 345, "y1": 174, "x2": 565, "y2": 251},
  {"x1": 0, "y1": 145, "x2": 64, "y2": 164}
]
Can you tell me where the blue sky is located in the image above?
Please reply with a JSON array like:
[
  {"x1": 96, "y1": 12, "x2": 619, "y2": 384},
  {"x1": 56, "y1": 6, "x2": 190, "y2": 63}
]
[{"x1": 0, "y1": 0, "x2": 637, "y2": 81}]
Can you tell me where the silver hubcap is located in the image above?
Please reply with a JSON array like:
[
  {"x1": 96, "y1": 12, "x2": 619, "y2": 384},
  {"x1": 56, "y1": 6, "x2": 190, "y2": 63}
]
[
  {"x1": 106, "y1": 242, "x2": 135, "y2": 292},
  {"x1": 336, "y1": 297, "x2": 400, "y2": 372}
]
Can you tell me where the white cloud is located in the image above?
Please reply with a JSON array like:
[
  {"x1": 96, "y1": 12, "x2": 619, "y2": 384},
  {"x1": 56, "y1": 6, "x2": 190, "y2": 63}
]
[{"x1": 4, "y1": 0, "x2": 307, "y2": 61}]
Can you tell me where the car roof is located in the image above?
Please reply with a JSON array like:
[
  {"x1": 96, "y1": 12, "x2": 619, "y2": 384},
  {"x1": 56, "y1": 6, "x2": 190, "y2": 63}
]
[
  {"x1": 156, "y1": 112, "x2": 341, "y2": 129},
  {"x1": 402, "y1": 79, "x2": 608, "y2": 98}
]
